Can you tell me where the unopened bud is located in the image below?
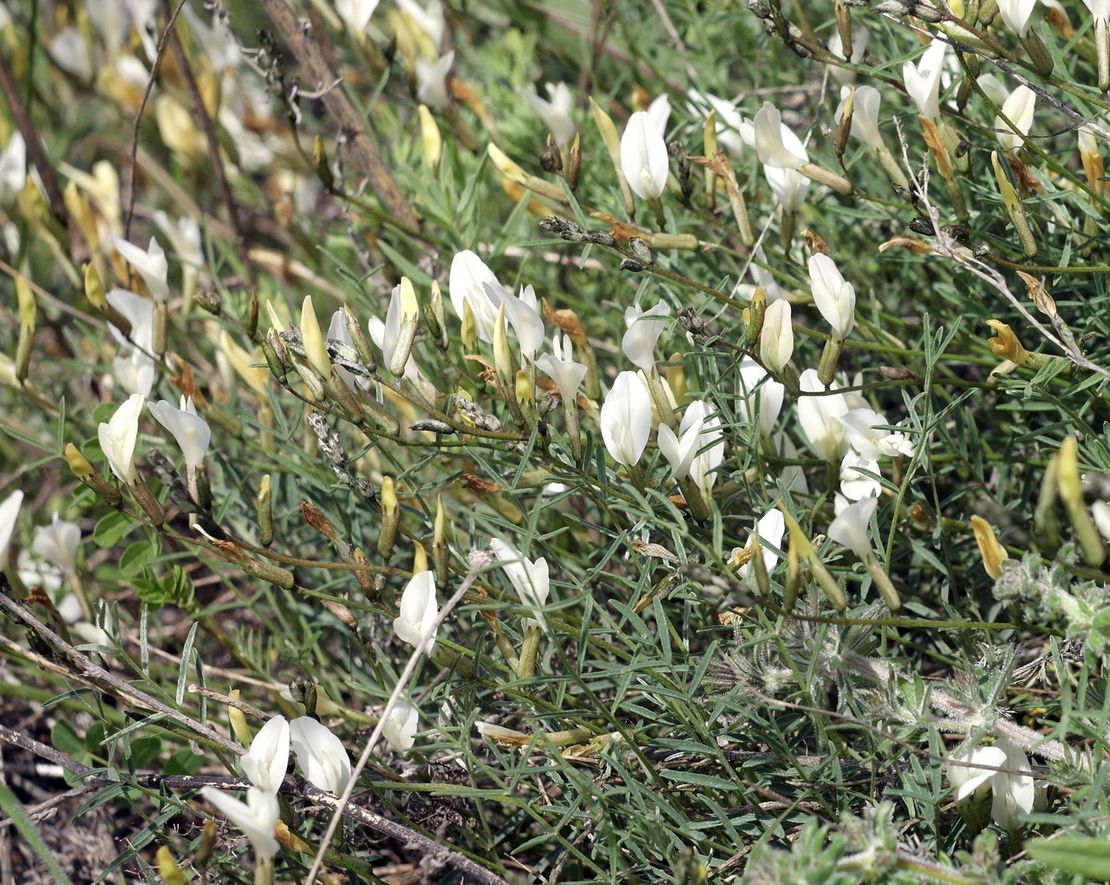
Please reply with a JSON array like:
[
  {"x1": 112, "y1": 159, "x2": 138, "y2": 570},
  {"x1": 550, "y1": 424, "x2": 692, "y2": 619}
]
[
  {"x1": 227, "y1": 689, "x2": 253, "y2": 746},
  {"x1": 378, "y1": 476, "x2": 399, "y2": 561},
  {"x1": 418, "y1": 105, "x2": 442, "y2": 169},
  {"x1": 156, "y1": 846, "x2": 186, "y2": 885}
]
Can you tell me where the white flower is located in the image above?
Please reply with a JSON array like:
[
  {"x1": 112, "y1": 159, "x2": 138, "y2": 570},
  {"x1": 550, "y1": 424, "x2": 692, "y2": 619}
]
[
  {"x1": 32, "y1": 515, "x2": 81, "y2": 575},
  {"x1": 646, "y1": 94, "x2": 671, "y2": 135},
  {"x1": 840, "y1": 450, "x2": 881, "y2": 502},
  {"x1": 147, "y1": 397, "x2": 211, "y2": 478},
  {"x1": 449, "y1": 250, "x2": 501, "y2": 343},
  {"x1": 52, "y1": 28, "x2": 93, "y2": 80},
  {"x1": 621, "y1": 301, "x2": 671, "y2": 373},
  {"x1": 1085, "y1": 0, "x2": 1110, "y2": 21},
  {"x1": 599, "y1": 371, "x2": 652, "y2": 466},
  {"x1": 760, "y1": 299, "x2": 794, "y2": 373},
  {"x1": 737, "y1": 358, "x2": 784, "y2": 436},
  {"x1": 828, "y1": 495, "x2": 878, "y2": 560},
  {"x1": 998, "y1": 0, "x2": 1039, "y2": 36},
  {"x1": 808, "y1": 254, "x2": 856, "y2": 339},
  {"x1": 239, "y1": 715, "x2": 290, "y2": 794},
  {"x1": 827, "y1": 27, "x2": 869, "y2": 85},
  {"x1": 151, "y1": 211, "x2": 203, "y2": 267},
  {"x1": 840, "y1": 408, "x2": 915, "y2": 460},
  {"x1": 376, "y1": 279, "x2": 421, "y2": 377},
  {"x1": 903, "y1": 40, "x2": 948, "y2": 119},
  {"x1": 0, "y1": 490, "x2": 23, "y2": 562},
  {"x1": 741, "y1": 118, "x2": 810, "y2": 210},
  {"x1": 182, "y1": 5, "x2": 240, "y2": 71},
  {"x1": 948, "y1": 740, "x2": 1039, "y2": 831},
  {"x1": 489, "y1": 537, "x2": 550, "y2": 629},
  {"x1": 416, "y1": 51, "x2": 454, "y2": 109},
  {"x1": 393, "y1": 570, "x2": 438, "y2": 653},
  {"x1": 995, "y1": 85, "x2": 1036, "y2": 152},
  {"x1": 838, "y1": 85, "x2": 884, "y2": 150},
  {"x1": 948, "y1": 744, "x2": 1008, "y2": 801},
  {"x1": 752, "y1": 102, "x2": 805, "y2": 169},
  {"x1": 382, "y1": 701, "x2": 419, "y2": 753},
  {"x1": 797, "y1": 369, "x2": 849, "y2": 461},
  {"x1": 686, "y1": 90, "x2": 745, "y2": 157},
  {"x1": 199, "y1": 787, "x2": 279, "y2": 860},
  {"x1": 98, "y1": 394, "x2": 145, "y2": 484},
  {"x1": 289, "y1": 716, "x2": 352, "y2": 794},
  {"x1": 487, "y1": 282, "x2": 545, "y2": 360},
  {"x1": 0, "y1": 131, "x2": 25, "y2": 204},
  {"x1": 535, "y1": 333, "x2": 587, "y2": 403},
  {"x1": 107, "y1": 288, "x2": 155, "y2": 352},
  {"x1": 336, "y1": 0, "x2": 380, "y2": 33},
  {"x1": 110, "y1": 235, "x2": 169, "y2": 302},
  {"x1": 656, "y1": 400, "x2": 725, "y2": 494},
  {"x1": 620, "y1": 111, "x2": 669, "y2": 200},
  {"x1": 524, "y1": 82, "x2": 576, "y2": 148},
  {"x1": 734, "y1": 508, "x2": 786, "y2": 580},
  {"x1": 1094, "y1": 500, "x2": 1110, "y2": 542},
  {"x1": 396, "y1": 0, "x2": 445, "y2": 47}
]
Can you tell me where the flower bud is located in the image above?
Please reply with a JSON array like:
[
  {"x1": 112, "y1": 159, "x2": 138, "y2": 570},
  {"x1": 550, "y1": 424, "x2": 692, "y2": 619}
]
[
  {"x1": 300, "y1": 295, "x2": 332, "y2": 377},
  {"x1": 378, "y1": 476, "x2": 399, "y2": 561}
]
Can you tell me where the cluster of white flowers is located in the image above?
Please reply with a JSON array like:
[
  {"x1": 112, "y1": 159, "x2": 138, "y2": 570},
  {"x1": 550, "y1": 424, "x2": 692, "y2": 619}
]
[{"x1": 200, "y1": 714, "x2": 352, "y2": 862}]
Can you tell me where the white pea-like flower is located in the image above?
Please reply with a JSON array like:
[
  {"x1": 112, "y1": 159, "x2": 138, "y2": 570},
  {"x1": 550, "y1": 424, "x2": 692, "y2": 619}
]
[
  {"x1": 808, "y1": 253, "x2": 856, "y2": 340},
  {"x1": 0, "y1": 489, "x2": 23, "y2": 563},
  {"x1": 535, "y1": 333, "x2": 587, "y2": 403},
  {"x1": 147, "y1": 396, "x2": 211, "y2": 480},
  {"x1": 396, "y1": 0, "x2": 445, "y2": 47},
  {"x1": 828, "y1": 494, "x2": 878, "y2": 561},
  {"x1": 838, "y1": 85, "x2": 884, "y2": 150},
  {"x1": 840, "y1": 408, "x2": 916, "y2": 460},
  {"x1": 489, "y1": 537, "x2": 550, "y2": 629},
  {"x1": 620, "y1": 111, "x2": 669, "y2": 200},
  {"x1": 947, "y1": 739, "x2": 1040, "y2": 831},
  {"x1": 382, "y1": 701, "x2": 419, "y2": 753},
  {"x1": 524, "y1": 82, "x2": 576, "y2": 149},
  {"x1": 336, "y1": 0, "x2": 380, "y2": 34},
  {"x1": 997, "y1": 0, "x2": 1039, "y2": 37},
  {"x1": 732, "y1": 508, "x2": 786, "y2": 580},
  {"x1": 752, "y1": 102, "x2": 805, "y2": 169},
  {"x1": 239, "y1": 715, "x2": 290, "y2": 794},
  {"x1": 995, "y1": 85, "x2": 1037, "y2": 152},
  {"x1": 737, "y1": 358, "x2": 784, "y2": 437},
  {"x1": 599, "y1": 371, "x2": 652, "y2": 467},
  {"x1": 840, "y1": 450, "x2": 881, "y2": 503},
  {"x1": 416, "y1": 51, "x2": 454, "y2": 109},
  {"x1": 902, "y1": 40, "x2": 948, "y2": 120},
  {"x1": 449, "y1": 250, "x2": 502, "y2": 343},
  {"x1": 760, "y1": 299, "x2": 794, "y2": 373},
  {"x1": 199, "y1": 787, "x2": 280, "y2": 860},
  {"x1": 393, "y1": 570, "x2": 439, "y2": 654},
  {"x1": 656, "y1": 400, "x2": 725, "y2": 495},
  {"x1": 32, "y1": 515, "x2": 81, "y2": 575},
  {"x1": 98, "y1": 394, "x2": 145, "y2": 484},
  {"x1": 797, "y1": 369, "x2": 850, "y2": 461},
  {"x1": 0, "y1": 131, "x2": 26, "y2": 204},
  {"x1": 110, "y1": 235, "x2": 169, "y2": 302},
  {"x1": 646, "y1": 94, "x2": 671, "y2": 135},
  {"x1": 621, "y1": 301, "x2": 671, "y2": 373},
  {"x1": 289, "y1": 716, "x2": 352, "y2": 794}
]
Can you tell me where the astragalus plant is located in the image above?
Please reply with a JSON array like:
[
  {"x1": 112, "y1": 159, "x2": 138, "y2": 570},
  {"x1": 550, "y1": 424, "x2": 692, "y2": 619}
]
[{"x1": 1, "y1": 0, "x2": 1110, "y2": 882}]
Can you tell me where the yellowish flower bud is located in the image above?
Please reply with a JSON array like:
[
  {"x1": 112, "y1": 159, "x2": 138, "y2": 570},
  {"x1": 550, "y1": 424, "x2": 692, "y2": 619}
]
[
  {"x1": 418, "y1": 104, "x2": 442, "y2": 169},
  {"x1": 64, "y1": 443, "x2": 93, "y2": 477},
  {"x1": 227, "y1": 689, "x2": 253, "y2": 746},
  {"x1": 970, "y1": 515, "x2": 1008, "y2": 579},
  {"x1": 300, "y1": 295, "x2": 332, "y2": 376},
  {"x1": 156, "y1": 846, "x2": 186, "y2": 885},
  {"x1": 493, "y1": 302, "x2": 513, "y2": 381}
]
